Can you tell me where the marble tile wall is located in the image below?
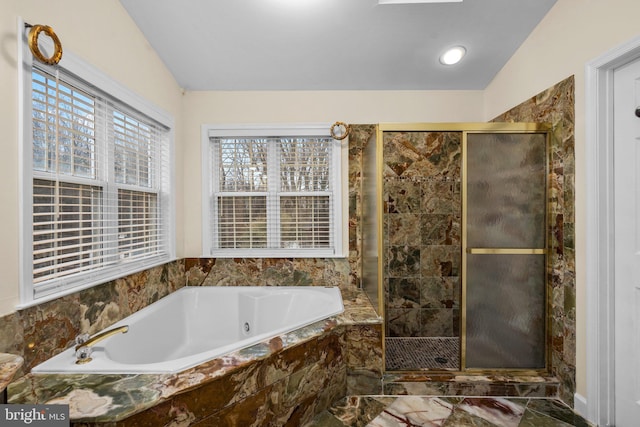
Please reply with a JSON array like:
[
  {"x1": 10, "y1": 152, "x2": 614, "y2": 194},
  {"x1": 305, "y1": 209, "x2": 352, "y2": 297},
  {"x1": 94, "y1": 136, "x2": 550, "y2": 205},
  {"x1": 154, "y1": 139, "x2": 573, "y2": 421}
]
[
  {"x1": 372, "y1": 78, "x2": 575, "y2": 405},
  {"x1": 343, "y1": 125, "x2": 386, "y2": 396},
  {"x1": 182, "y1": 257, "x2": 352, "y2": 289},
  {"x1": 382, "y1": 131, "x2": 462, "y2": 338},
  {"x1": 81, "y1": 328, "x2": 347, "y2": 427},
  {"x1": 491, "y1": 76, "x2": 576, "y2": 405},
  {"x1": 345, "y1": 323, "x2": 383, "y2": 395}
]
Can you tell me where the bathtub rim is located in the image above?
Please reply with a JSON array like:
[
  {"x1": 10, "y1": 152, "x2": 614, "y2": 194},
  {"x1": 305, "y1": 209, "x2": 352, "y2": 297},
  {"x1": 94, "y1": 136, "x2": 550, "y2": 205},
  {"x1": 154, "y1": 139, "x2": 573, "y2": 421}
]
[{"x1": 30, "y1": 285, "x2": 345, "y2": 374}]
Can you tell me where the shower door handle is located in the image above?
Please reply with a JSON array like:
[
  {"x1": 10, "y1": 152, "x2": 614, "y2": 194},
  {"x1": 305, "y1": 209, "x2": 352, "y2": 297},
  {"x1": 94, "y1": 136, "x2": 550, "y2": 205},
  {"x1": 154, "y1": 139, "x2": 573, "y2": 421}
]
[{"x1": 466, "y1": 248, "x2": 546, "y2": 255}]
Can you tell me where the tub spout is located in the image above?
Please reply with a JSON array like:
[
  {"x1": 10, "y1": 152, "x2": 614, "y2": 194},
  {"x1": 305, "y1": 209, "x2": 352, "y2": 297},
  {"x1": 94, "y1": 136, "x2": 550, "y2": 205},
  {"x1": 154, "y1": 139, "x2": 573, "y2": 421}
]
[{"x1": 74, "y1": 325, "x2": 128, "y2": 365}]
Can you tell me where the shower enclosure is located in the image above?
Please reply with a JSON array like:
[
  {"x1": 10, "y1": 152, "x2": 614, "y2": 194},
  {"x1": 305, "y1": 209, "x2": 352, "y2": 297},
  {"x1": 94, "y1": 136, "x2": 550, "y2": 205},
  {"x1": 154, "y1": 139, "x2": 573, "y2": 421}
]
[{"x1": 365, "y1": 123, "x2": 550, "y2": 373}]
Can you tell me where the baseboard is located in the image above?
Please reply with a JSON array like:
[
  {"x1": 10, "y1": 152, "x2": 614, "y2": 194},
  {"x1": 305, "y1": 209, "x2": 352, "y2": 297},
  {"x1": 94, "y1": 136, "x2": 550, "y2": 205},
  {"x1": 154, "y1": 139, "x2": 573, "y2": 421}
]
[{"x1": 574, "y1": 393, "x2": 588, "y2": 418}]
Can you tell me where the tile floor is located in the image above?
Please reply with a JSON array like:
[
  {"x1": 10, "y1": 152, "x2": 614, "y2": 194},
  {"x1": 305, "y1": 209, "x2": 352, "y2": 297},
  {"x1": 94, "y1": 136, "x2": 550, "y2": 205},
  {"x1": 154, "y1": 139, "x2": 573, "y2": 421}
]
[
  {"x1": 385, "y1": 337, "x2": 460, "y2": 370},
  {"x1": 308, "y1": 395, "x2": 593, "y2": 426}
]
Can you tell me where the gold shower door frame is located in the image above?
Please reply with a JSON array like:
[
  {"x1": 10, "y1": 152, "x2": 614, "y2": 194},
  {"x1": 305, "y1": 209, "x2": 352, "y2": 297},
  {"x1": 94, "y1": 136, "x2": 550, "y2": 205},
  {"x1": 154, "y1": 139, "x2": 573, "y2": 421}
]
[{"x1": 376, "y1": 122, "x2": 551, "y2": 375}]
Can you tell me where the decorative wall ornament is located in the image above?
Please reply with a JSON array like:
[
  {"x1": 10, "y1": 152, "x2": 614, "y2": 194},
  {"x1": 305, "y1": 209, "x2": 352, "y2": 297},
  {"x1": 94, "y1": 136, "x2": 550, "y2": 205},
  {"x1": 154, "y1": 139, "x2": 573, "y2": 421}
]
[
  {"x1": 26, "y1": 24, "x2": 63, "y2": 65},
  {"x1": 330, "y1": 121, "x2": 351, "y2": 140}
]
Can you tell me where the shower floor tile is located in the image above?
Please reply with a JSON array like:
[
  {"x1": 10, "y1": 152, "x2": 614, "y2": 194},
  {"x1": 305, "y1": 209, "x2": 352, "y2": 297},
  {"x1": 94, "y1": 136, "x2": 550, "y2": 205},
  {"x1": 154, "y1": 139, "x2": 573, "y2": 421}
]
[{"x1": 385, "y1": 337, "x2": 459, "y2": 371}]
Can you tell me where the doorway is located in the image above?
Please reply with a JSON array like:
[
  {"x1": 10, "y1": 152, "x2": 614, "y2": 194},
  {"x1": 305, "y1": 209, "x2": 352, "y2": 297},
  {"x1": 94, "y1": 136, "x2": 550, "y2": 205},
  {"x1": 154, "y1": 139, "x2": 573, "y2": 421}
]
[
  {"x1": 585, "y1": 35, "x2": 640, "y2": 426},
  {"x1": 612, "y1": 55, "x2": 640, "y2": 427}
]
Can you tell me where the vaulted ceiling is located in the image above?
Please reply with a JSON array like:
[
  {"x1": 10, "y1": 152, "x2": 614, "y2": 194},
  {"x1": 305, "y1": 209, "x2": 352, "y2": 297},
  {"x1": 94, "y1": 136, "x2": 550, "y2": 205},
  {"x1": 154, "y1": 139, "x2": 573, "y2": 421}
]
[{"x1": 119, "y1": 0, "x2": 557, "y2": 91}]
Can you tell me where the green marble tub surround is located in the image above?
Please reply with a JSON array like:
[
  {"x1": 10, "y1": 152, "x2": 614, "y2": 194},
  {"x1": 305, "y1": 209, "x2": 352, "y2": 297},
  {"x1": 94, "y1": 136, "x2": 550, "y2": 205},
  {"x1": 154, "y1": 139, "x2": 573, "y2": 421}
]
[
  {"x1": 9, "y1": 321, "x2": 342, "y2": 423},
  {"x1": 8, "y1": 289, "x2": 382, "y2": 425}
]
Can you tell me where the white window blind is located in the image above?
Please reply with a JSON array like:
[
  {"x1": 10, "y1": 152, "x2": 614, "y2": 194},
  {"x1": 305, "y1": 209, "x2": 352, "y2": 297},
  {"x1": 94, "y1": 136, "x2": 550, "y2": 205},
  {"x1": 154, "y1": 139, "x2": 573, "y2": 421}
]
[
  {"x1": 204, "y1": 126, "x2": 344, "y2": 257},
  {"x1": 27, "y1": 65, "x2": 172, "y2": 301}
]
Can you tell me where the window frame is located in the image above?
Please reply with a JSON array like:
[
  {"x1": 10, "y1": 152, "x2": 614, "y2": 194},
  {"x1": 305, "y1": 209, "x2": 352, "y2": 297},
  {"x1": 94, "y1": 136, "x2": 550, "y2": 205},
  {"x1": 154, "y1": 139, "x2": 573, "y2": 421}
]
[
  {"x1": 201, "y1": 124, "x2": 347, "y2": 258},
  {"x1": 18, "y1": 20, "x2": 176, "y2": 307}
]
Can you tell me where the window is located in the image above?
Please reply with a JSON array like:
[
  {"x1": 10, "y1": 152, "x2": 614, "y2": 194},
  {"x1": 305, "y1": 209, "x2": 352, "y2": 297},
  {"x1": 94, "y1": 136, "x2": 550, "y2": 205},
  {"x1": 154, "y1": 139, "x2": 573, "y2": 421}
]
[
  {"x1": 21, "y1": 41, "x2": 174, "y2": 305},
  {"x1": 202, "y1": 125, "x2": 345, "y2": 257}
]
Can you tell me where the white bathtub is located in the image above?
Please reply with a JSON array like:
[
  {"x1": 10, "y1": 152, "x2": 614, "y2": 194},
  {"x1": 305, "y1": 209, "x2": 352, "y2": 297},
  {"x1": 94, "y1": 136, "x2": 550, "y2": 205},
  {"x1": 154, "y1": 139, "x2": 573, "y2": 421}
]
[{"x1": 31, "y1": 286, "x2": 344, "y2": 374}]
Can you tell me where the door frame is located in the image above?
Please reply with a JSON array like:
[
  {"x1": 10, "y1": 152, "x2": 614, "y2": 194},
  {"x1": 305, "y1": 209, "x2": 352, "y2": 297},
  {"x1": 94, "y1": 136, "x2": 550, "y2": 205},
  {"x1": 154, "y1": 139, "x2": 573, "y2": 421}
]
[{"x1": 585, "y1": 34, "x2": 640, "y2": 426}]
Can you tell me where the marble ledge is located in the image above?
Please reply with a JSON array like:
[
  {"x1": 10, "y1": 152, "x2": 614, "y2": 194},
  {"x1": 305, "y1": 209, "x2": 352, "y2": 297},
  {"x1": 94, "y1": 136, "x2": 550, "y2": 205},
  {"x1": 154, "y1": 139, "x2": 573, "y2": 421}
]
[
  {"x1": 8, "y1": 288, "x2": 380, "y2": 423},
  {"x1": 337, "y1": 288, "x2": 382, "y2": 325},
  {"x1": 1, "y1": 353, "x2": 24, "y2": 393},
  {"x1": 384, "y1": 372, "x2": 559, "y2": 384}
]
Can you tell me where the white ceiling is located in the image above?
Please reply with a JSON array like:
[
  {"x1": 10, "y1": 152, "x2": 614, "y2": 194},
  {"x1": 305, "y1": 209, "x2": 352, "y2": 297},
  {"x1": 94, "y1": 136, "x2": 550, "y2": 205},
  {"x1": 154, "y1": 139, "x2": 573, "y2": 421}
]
[{"x1": 119, "y1": 0, "x2": 557, "y2": 91}]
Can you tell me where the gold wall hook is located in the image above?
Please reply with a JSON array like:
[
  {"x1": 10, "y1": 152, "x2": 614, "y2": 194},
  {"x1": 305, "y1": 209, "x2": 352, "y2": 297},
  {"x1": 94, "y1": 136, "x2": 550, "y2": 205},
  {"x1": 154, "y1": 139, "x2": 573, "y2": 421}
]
[{"x1": 27, "y1": 24, "x2": 63, "y2": 65}]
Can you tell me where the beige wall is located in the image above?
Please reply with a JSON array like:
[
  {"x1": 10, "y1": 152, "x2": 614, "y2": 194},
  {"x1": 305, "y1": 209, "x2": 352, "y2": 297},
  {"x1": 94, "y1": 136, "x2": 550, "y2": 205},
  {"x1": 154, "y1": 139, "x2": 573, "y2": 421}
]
[
  {"x1": 0, "y1": 0, "x2": 184, "y2": 316},
  {"x1": 483, "y1": 0, "x2": 640, "y2": 399}
]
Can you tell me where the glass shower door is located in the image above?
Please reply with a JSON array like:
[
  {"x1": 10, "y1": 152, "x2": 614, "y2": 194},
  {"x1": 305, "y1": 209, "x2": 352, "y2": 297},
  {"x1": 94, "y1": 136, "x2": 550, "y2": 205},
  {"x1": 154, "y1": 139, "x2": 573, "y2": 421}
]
[{"x1": 463, "y1": 132, "x2": 547, "y2": 370}]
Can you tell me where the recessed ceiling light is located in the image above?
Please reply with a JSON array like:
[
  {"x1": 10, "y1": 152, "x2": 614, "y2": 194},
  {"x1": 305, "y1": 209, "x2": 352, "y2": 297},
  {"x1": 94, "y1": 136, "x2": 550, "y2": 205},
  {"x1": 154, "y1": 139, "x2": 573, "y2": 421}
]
[
  {"x1": 379, "y1": 0, "x2": 462, "y2": 4},
  {"x1": 439, "y1": 46, "x2": 466, "y2": 65}
]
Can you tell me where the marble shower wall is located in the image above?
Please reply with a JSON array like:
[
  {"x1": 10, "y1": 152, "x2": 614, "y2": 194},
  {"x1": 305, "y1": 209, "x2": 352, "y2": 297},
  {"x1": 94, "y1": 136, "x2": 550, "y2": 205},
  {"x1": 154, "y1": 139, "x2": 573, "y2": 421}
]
[
  {"x1": 492, "y1": 76, "x2": 576, "y2": 406},
  {"x1": 382, "y1": 131, "x2": 462, "y2": 338},
  {"x1": 372, "y1": 77, "x2": 575, "y2": 406},
  {"x1": 348, "y1": 125, "x2": 377, "y2": 291}
]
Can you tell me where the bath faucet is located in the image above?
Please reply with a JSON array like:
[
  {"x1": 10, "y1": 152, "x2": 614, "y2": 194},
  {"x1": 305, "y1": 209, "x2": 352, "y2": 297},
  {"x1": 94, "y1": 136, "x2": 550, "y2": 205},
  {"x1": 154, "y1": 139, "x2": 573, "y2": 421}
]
[{"x1": 74, "y1": 325, "x2": 129, "y2": 364}]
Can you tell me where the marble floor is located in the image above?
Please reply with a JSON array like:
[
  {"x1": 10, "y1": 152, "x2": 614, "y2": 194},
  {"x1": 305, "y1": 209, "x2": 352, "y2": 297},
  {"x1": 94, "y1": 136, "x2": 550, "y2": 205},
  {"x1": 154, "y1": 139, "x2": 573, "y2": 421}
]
[{"x1": 308, "y1": 395, "x2": 593, "y2": 427}]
